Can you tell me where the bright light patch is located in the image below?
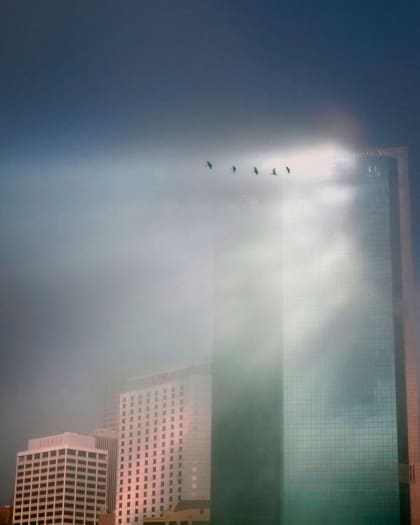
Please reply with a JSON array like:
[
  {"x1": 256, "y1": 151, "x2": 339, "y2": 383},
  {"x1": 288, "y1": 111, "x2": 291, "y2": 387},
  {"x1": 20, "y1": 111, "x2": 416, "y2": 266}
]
[{"x1": 259, "y1": 143, "x2": 354, "y2": 178}]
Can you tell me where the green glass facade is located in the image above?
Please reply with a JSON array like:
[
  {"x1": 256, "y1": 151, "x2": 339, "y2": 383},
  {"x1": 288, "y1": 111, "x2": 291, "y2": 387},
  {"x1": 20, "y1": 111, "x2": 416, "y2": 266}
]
[{"x1": 211, "y1": 156, "x2": 410, "y2": 525}]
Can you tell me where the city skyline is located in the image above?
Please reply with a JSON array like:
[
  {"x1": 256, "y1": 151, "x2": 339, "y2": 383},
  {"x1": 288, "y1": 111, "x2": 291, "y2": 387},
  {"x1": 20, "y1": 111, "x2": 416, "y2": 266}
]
[
  {"x1": 6, "y1": 363, "x2": 212, "y2": 524},
  {"x1": 0, "y1": 146, "x2": 418, "y2": 510},
  {"x1": 1, "y1": 0, "x2": 420, "y2": 512}
]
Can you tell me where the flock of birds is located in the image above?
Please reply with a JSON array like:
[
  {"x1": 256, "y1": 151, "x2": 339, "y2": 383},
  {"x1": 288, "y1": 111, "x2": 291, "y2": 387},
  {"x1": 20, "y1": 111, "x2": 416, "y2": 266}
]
[{"x1": 206, "y1": 161, "x2": 291, "y2": 175}]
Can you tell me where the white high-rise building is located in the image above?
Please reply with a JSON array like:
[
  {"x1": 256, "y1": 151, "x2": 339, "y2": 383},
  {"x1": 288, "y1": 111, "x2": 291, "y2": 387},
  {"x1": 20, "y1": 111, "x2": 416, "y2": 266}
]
[
  {"x1": 13, "y1": 432, "x2": 108, "y2": 525},
  {"x1": 116, "y1": 363, "x2": 211, "y2": 525}
]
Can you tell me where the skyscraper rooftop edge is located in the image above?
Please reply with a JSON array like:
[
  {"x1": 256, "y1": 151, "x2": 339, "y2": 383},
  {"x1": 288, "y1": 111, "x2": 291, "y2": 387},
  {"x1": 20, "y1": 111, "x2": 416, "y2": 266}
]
[{"x1": 123, "y1": 361, "x2": 210, "y2": 393}]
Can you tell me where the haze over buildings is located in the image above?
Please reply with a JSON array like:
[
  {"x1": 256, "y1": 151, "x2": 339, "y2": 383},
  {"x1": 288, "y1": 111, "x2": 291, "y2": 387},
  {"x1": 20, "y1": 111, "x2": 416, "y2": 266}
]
[
  {"x1": 1, "y1": 1, "x2": 420, "y2": 506},
  {"x1": 4, "y1": 145, "x2": 419, "y2": 525},
  {"x1": 211, "y1": 148, "x2": 418, "y2": 525}
]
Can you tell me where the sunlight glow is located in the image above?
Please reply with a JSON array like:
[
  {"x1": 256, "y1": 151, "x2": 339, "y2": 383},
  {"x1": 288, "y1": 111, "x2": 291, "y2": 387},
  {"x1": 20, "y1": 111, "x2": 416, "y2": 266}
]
[{"x1": 261, "y1": 143, "x2": 355, "y2": 178}]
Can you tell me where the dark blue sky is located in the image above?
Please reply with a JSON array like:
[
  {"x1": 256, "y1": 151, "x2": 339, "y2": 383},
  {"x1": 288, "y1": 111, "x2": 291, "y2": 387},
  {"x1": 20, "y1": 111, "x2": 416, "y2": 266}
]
[{"x1": 1, "y1": 0, "x2": 420, "y2": 501}]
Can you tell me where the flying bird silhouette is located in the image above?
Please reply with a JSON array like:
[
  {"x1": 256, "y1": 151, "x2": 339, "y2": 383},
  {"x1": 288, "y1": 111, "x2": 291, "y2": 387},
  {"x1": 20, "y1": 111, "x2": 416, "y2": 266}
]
[
  {"x1": 286, "y1": 166, "x2": 291, "y2": 174},
  {"x1": 206, "y1": 161, "x2": 213, "y2": 169},
  {"x1": 253, "y1": 167, "x2": 259, "y2": 175},
  {"x1": 271, "y1": 168, "x2": 277, "y2": 176},
  {"x1": 232, "y1": 165, "x2": 237, "y2": 173}
]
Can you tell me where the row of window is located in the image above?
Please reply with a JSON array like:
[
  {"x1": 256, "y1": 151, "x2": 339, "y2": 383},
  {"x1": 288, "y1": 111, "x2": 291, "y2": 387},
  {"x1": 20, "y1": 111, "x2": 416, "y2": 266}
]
[
  {"x1": 123, "y1": 402, "x2": 184, "y2": 413},
  {"x1": 120, "y1": 495, "x2": 181, "y2": 514},
  {"x1": 18, "y1": 458, "x2": 64, "y2": 469},
  {"x1": 119, "y1": 465, "x2": 182, "y2": 477},
  {"x1": 18, "y1": 466, "x2": 105, "y2": 475},
  {"x1": 121, "y1": 417, "x2": 184, "y2": 432},
  {"x1": 122, "y1": 403, "x2": 184, "y2": 415},
  {"x1": 15, "y1": 516, "x2": 95, "y2": 525},
  {"x1": 121, "y1": 402, "x2": 184, "y2": 415},
  {"x1": 16, "y1": 496, "x2": 106, "y2": 506},
  {"x1": 125, "y1": 450, "x2": 182, "y2": 458},
  {"x1": 16, "y1": 484, "x2": 105, "y2": 502},
  {"x1": 15, "y1": 497, "x2": 103, "y2": 509},
  {"x1": 121, "y1": 458, "x2": 182, "y2": 467},
  {"x1": 123, "y1": 396, "x2": 184, "y2": 408},
  {"x1": 17, "y1": 467, "x2": 107, "y2": 475},
  {"x1": 16, "y1": 514, "x2": 97, "y2": 520},
  {"x1": 15, "y1": 502, "x2": 98, "y2": 512},
  {"x1": 16, "y1": 491, "x2": 105, "y2": 501},
  {"x1": 122, "y1": 422, "x2": 184, "y2": 433},
  {"x1": 122, "y1": 386, "x2": 185, "y2": 404},
  {"x1": 18, "y1": 460, "x2": 106, "y2": 473},
  {"x1": 120, "y1": 432, "x2": 183, "y2": 446},
  {"x1": 16, "y1": 476, "x2": 106, "y2": 489},
  {"x1": 119, "y1": 469, "x2": 182, "y2": 483},
  {"x1": 16, "y1": 482, "x2": 106, "y2": 492},
  {"x1": 118, "y1": 478, "x2": 178, "y2": 495},
  {"x1": 120, "y1": 456, "x2": 182, "y2": 466},
  {"x1": 123, "y1": 442, "x2": 182, "y2": 452},
  {"x1": 19, "y1": 450, "x2": 106, "y2": 461},
  {"x1": 121, "y1": 484, "x2": 182, "y2": 499},
  {"x1": 121, "y1": 439, "x2": 184, "y2": 455},
  {"x1": 118, "y1": 491, "x2": 181, "y2": 510}
]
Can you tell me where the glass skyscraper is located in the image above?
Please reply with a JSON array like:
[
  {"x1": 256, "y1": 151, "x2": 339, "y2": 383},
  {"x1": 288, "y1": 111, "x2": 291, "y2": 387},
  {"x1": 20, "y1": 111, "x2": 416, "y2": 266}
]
[{"x1": 210, "y1": 149, "x2": 417, "y2": 525}]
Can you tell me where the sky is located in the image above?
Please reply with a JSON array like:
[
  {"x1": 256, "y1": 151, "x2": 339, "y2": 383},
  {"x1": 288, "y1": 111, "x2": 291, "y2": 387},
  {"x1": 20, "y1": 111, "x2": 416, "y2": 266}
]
[{"x1": 1, "y1": 0, "x2": 420, "y2": 502}]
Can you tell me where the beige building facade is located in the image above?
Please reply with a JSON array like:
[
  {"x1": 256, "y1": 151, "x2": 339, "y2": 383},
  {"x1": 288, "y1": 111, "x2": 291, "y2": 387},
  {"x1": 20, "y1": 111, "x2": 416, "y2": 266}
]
[{"x1": 13, "y1": 433, "x2": 108, "y2": 525}]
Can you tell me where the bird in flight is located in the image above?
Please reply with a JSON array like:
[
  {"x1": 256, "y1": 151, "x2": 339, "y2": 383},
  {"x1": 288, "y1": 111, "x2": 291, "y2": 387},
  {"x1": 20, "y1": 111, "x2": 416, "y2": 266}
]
[{"x1": 204, "y1": 161, "x2": 292, "y2": 176}]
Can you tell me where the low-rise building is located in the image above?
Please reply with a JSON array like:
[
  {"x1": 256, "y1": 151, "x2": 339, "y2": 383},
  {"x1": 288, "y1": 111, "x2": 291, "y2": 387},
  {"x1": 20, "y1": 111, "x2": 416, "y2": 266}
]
[
  {"x1": 13, "y1": 432, "x2": 108, "y2": 525},
  {"x1": 0, "y1": 505, "x2": 13, "y2": 525},
  {"x1": 143, "y1": 500, "x2": 209, "y2": 525},
  {"x1": 98, "y1": 512, "x2": 115, "y2": 525}
]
